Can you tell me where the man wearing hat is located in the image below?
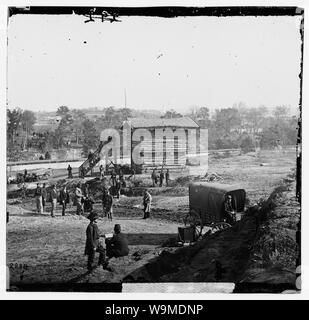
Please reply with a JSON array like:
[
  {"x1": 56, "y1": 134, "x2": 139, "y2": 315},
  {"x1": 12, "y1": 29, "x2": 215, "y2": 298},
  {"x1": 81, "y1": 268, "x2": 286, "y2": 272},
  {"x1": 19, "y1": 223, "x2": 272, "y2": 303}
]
[
  {"x1": 84, "y1": 192, "x2": 95, "y2": 213},
  {"x1": 59, "y1": 185, "x2": 70, "y2": 216},
  {"x1": 50, "y1": 184, "x2": 58, "y2": 218},
  {"x1": 224, "y1": 194, "x2": 236, "y2": 224},
  {"x1": 85, "y1": 211, "x2": 107, "y2": 271},
  {"x1": 34, "y1": 183, "x2": 43, "y2": 214},
  {"x1": 67, "y1": 164, "x2": 73, "y2": 179},
  {"x1": 42, "y1": 183, "x2": 47, "y2": 212},
  {"x1": 105, "y1": 189, "x2": 113, "y2": 221},
  {"x1": 105, "y1": 224, "x2": 129, "y2": 259},
  {"x1": 143, "y1": 189, "x2": 152, "y2": 219}
]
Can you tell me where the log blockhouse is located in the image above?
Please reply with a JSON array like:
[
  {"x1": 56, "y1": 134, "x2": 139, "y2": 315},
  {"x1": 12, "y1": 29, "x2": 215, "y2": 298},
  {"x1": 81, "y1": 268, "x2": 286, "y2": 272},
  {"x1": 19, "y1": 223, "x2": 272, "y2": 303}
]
[{"x1": 122, "y1": 117, "x2": 200, "y2": 171}]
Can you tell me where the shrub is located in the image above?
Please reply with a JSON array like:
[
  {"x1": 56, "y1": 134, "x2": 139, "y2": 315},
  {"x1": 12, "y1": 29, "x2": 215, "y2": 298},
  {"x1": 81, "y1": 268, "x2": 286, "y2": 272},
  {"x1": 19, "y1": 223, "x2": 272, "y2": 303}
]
[
  {"x1": 45, "y1": 151, "x2": 51, "y2": 160},
  {"x1": 240, "y1": 136, "x2": 255, "y2": 153}
]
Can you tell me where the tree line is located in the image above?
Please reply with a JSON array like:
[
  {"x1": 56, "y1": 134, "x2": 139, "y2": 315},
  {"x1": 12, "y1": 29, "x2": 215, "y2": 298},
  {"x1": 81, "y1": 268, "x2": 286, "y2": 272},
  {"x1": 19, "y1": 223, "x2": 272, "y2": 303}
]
[
  {"x1": 159, "y1": 104, "x2": 298, "y2": 151},
  {"x1": 7, "y1": 104, "x2": 298, "y2": 161}
]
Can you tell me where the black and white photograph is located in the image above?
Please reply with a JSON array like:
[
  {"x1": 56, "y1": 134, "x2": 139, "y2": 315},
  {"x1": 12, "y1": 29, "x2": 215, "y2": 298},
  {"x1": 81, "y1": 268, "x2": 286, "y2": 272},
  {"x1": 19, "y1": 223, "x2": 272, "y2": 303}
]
[{"x1": 4, "y1": 3, "x2": 303, "y2": 295}]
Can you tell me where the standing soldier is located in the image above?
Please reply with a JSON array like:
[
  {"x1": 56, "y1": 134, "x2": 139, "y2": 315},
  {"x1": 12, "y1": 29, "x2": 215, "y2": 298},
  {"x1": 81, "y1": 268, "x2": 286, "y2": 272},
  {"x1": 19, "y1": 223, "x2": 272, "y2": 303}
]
[
  {"x1": 83, "y1": 183, "x2": 90, "y2": 196},
  {"x1": 84, "y1": 211, "x2": 106, "y2": 271},
  {"x1": 88, "y1": 151, "x2": 94, "y2": 166},
  {"x1": 119, "y1": 168, "x2": 124, "y2": 182},
  {"x1": 80, "y1": 166, "x2": 86, "y2": 179},
  {"x1": 50, "y1": 184, "x2": 58, "y2": 218},
  {"x1": 75, "y1": 183, "x2": 84, "y2": 215},
  {"x1": 24, "y1": 169, "x2": 28, "y2": 181},
  {"x1": 110, "y1": 170, "x2": 117, "y2": 187},
  {"x1": 67, "y1": 165, "x2": 73, "y2": 179},
  {"x1": 99, "y1": 164, "x2": 104, "y2": 180},
  {"x1": 154, "y1": 168, "x2": 159, "y2": 185},
  {"x1": 84, "y1": 193, "x2": 95, "y2": 213},
  {"x1": 165, "y1": 169, "x2": 170, "y2": 187},
  {"x1": 224, "y1": 195, "x2": 236, "y2": 224},
  {"x1": 159, "y1": 170, "x2": 164, "y2": 187},
  {"x1": 105, "y1": 190, "x2": 114, "y2": 221},
  {"x1": 115, "y1": 178, "x2": 121, "y2": 199},
  {"x1": 151, "y1": 168, "x2": 157, "y2": 187},
  {"x1": 34, "y1": 183, "x2": 43, "y2": 214},
  {"x1": 42, "y1": 183, "x2": 47, "y2": 212},
  {"x1": 59, "y1": 185, "x2": 70, "y2": 216},
  {"x1": 143, "y1": 189, "x2": 152, "y2": 219},
  {"x1": 21, "y1": 182, "x2": 27, "y2": 200}
]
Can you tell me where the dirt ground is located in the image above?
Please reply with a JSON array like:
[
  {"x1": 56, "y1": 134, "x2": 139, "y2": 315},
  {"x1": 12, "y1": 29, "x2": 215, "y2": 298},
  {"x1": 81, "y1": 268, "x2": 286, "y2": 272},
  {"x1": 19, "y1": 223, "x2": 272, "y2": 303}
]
[
  {"x1": 7, "y1": 148, "x2": 298, "y2": 288},
  {"x1": 123, "y1": 177, "x2": 299, "y2": 290}
]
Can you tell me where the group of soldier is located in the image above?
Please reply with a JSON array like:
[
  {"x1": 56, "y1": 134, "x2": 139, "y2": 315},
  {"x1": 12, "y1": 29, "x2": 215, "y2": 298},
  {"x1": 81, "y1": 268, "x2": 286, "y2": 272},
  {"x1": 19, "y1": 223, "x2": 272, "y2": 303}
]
[
  {"x1": 33, "y1": 180, "x2": 129, "y2": 272},
  {"x1": 151, "y1": 168, "x2": 170, "y2": 187},
  {"x1": 32, "y1": 181, "x2": 127, "y2": 221},
  {"x1": 34, "y1": 183, "x2": 70, "y2": 217},
  {"x1": 23, "y1": 163, "x2": 173, "y2": 273},
  {"x1": 33, "y1": 162, "x2": 165, "y2": 221}
]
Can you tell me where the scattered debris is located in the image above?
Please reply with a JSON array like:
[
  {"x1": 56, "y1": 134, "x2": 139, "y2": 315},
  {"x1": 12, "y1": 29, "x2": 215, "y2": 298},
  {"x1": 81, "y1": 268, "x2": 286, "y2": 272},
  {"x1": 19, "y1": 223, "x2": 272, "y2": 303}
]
[{"x1": 201, "y1": 172, "x2": 223, "y2": 182}]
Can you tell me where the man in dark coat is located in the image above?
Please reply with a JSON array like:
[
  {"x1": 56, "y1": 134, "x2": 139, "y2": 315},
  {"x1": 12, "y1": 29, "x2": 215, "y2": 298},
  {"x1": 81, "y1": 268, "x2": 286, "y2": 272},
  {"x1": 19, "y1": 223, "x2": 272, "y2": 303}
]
[
  {"x1": 24, "y1": 169, "x2": 28, "y2": 181},
  {"x1": 59, "y1": 185, "x2": 70, "y2": 216},
  {"x1": 67, "y1": 165, "x2": 73, "y2": 179},
  {"x1": 118, "y1": 168, "x2": 124, "y2": 181},
  {"x1": 50, "y1": 184, "x2": 58, "y2": 218},
  {"x1": 110, "y1": 170, "x2": 117, "y2": 187},
  {"x1": 165, "y1": 169, "x2": 170, "y2": 186},
  {"x1": 83, "y1": 183, "x2": 90, "y2": 196},
  {"x1": 105, "y1": 190, "x2": 113, "y2": 221},
  {"x1": 84, "y1": 211, "x2": 106, "y2": 271},
  {"x1": 42, "y1": 183, "x2": 47, "y2": 211},
  {"x1": 224, "y1": 195, "x2": 236, "y2": 224},
  {"x1": 115, "y1": 178, "x2": 121, "y2": 199},
  {"x1": 106, "y1": 224, "x2": 129, "y2": 259},
  {"x1": 99, "y1": 164, "x2": 104, "y2": 180},
  {"x1": 80, "y1": 166, "x2": 86, "y2": 179},
  {"x1": 88, "y1": 151, "x2": 94, "y2": 166},
  {"x1": 159, "y1": 170, "x2": 164, "y2": 187},
  {"x1": 84, "y1": 193, "x2": 95, "y2": 213},
  {"x1": 151, "y1": 168, "x2": 157, "y2": 186},
  {"x1": 21, "y1": 182, "x2": 27, "y2": 200}
]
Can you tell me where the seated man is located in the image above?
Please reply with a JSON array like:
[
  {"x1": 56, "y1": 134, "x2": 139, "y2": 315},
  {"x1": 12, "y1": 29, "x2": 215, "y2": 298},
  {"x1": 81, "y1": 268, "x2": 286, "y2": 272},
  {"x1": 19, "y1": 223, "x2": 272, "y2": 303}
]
[
  {"x1": 105, "y1": 224, "x2": 129, "y2": 259},
  {"x1": 224, "y1": 195, "x2": 236, "y2": 224}
]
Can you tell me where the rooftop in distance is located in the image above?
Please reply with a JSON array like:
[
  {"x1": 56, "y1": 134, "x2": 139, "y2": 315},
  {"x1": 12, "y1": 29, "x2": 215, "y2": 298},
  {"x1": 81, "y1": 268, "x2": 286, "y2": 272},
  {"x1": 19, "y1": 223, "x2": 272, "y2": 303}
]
[{"x1": 125, "y1": 117, "x2": 199, "y2": 129}]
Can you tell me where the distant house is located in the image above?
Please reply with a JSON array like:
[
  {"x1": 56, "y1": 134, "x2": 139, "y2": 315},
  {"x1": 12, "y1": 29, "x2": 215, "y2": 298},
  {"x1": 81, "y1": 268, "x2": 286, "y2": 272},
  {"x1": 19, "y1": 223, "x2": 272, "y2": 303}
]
[
  {"x1": 33, "y1": 114, "x2": 61, "y2": 131},
  {"x1": 122, "y1": 117, "x2": 200, "y2": 168}
]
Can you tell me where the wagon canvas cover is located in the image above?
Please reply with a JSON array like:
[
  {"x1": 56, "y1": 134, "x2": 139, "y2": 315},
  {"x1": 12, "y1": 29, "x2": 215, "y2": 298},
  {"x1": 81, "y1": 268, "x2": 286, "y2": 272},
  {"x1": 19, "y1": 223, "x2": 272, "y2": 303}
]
[{"x1": 189, "y1": 182, "x2": 246, "y2": 224}]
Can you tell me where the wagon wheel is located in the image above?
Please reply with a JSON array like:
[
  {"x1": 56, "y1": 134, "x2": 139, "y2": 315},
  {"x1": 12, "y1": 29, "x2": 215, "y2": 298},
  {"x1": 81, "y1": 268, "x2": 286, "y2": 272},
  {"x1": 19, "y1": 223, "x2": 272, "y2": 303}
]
[
  {"x1": 184, "y1": 210, "x2": 203, "y2": 241},
  {"x1": 211, "y1": 222, "x2": 231, "y2": 233}
]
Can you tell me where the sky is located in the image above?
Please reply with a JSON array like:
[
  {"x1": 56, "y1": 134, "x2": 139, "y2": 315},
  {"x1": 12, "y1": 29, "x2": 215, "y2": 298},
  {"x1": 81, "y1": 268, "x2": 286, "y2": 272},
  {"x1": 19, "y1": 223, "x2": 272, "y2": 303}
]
[{"x1": 7, "y1": 13, "x2": 302, "y2": 114}]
